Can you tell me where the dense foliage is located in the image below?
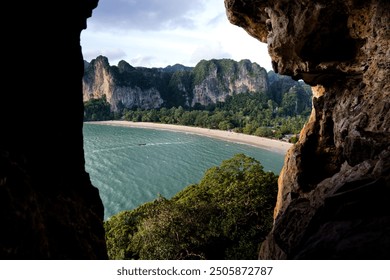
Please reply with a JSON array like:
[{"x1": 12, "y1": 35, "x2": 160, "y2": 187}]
[
  {"x1": 120, "y1": 87, "x2": 310, "y2": 141},
  {"x1": 104, "y1": 154, "x2": 278, "y2": 260},
  {"x1": 84, "y1": 94, "x2": 112, "y2": 121}
]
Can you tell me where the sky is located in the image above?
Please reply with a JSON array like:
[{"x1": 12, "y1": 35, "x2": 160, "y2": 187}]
[{"x1": 81, "y1": 0, "x2": 273, "y2": 71}]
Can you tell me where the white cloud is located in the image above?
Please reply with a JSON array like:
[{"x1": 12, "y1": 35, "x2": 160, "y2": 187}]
[
  {"x1": 82, "y1": 0, "x2": 273, "y2": 71},
  {"x1": 190, "y1": 42, "x2": 232, "y2": 64},
  {"x1": 88, "y1": 0, "x2": 205, "y2": 31},
  {"x1": 129, "y1": 55, "x2": 158, "y2": 68}
]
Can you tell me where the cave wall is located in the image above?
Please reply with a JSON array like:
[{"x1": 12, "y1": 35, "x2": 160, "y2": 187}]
[
  {"x1": 0, "y1": 1, "x2": 108, "y2": 259},
  {"x1": 225, "y1": 0, "x2": 390, "y2": 259}
]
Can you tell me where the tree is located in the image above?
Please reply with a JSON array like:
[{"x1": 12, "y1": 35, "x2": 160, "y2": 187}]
[
  {"x1": 104, "y1": 154, "x2": 278, "y2": 260},
  {"x1": 84, "y1": 95, "x2": 112, "y2": 121}
]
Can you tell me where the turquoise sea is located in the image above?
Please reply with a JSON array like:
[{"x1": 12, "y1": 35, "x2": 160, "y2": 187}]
[{"x1": 83, "y1": 123, "x2": 286, "y2": 220}]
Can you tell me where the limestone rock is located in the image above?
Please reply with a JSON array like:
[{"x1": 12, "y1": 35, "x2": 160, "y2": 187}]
[
  {"x1": 226, "y1": 0, "x2": 390, "y2": 259},
  {"x1": 83, "y1": 56, "x2": 164, "y2": 111},
  {"x1": 83, "y1": 57, "x2": 271, "y2": 110},
  {"x1": 191, "y1": 59, "x2": 269, "y2": 106}
]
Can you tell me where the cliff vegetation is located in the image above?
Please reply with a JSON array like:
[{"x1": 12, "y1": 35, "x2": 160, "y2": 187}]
[{"x1": 83, "y1": 56, "x2": 311, "y2": 111}]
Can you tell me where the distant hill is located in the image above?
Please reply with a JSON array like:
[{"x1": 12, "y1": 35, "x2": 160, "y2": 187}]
[{"x1": 160, "y1": 64, "x2": 194, "y2": 73}]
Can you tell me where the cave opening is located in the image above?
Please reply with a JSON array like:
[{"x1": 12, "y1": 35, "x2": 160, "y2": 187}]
[{"x1": 78, "y1": 0, "x2": 316, "y2": 260}]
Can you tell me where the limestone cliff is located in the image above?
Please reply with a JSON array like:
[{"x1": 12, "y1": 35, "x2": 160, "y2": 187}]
[
  {"x1": 83, "y1": 57, "x2": 287, "y2": 110},
  {"x1": 0, "y1": 1, "x2": 107, "y2": 259},
  {"x1": 191, "y1": 59, "x2": 268, "y2": 106},
  {"x1": 83, "y1": 56, "x2": 164, "y2": 111},
  {"x1": 226, "y1": 0, "x2": 390, "y2": 259}
]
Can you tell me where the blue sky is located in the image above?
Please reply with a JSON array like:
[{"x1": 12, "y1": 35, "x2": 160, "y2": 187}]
[{"x1": 81, "y1": 0, "x2": 273, "y2": 71}]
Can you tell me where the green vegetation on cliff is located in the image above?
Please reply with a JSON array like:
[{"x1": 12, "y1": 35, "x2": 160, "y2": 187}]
[
  {"x1": 104, "y1": 154, "x2": 278, "y2": 260},
  {"x1": 83, "y1": 94, "x2": 112, "y2": 121}
]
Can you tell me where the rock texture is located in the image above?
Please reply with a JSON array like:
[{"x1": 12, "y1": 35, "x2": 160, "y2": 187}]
[
  {"x1": 191, "y1": 59, "x2": 269, "y2": 106},
  {"x1": 225, "y1": 0, "x2": 390, "y2": 259},
  {"x1": 83, "y1": 57, "x2": 164, "y2": 111},
  {"x1": 0, "y1": 1, "x2": 107, "y2": 258},
  {"x1": 83, "y1": 57, "x2": 301, "y2": 110}
]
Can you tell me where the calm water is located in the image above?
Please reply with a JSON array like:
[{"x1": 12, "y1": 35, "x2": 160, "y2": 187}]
[{"x1": 83, "y1": 123, "x2": 286, "y2": 220}]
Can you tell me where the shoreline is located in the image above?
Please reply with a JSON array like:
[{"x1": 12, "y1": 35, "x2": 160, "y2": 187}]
[{"x1": 86, "y1": 120, "x2": 293, "y2": 155}]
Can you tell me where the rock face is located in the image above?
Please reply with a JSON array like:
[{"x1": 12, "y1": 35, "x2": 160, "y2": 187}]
[
  {"x1": 0, "y1": 1, "x2": 107, "y2": 258},
  {"x1": 225, "y1": 0, "x2": 390, "y2": 259},
  {"x1": 83, "y1": 57, "x2": 291, "y2": 110},
  {"x1": 83, "y1": 56, "x2": 164, "y2": 111},
  {"x1": 191, "y1": 59, "x2": 269, "y2": 106}
]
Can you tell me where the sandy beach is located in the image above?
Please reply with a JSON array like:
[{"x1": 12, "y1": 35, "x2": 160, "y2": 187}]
[{"x1": 87, "y1": 120, "x2": 293, "y2": 155}]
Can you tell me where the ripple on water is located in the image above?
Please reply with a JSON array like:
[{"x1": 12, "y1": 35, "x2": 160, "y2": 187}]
[{"x1": 83, "y1": 123, "x2": 285, "y2": 220}]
